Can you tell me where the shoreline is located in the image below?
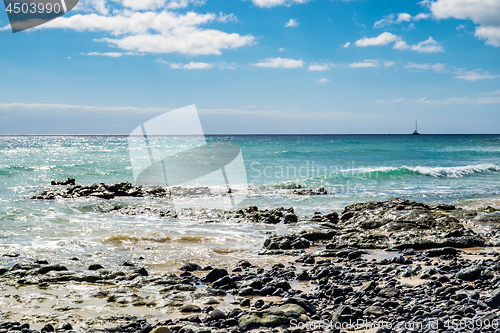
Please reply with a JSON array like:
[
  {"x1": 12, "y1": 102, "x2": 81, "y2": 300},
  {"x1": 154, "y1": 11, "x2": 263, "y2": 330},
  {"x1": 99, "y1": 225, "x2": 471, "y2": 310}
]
[{"x1": 2, "y1": 189, "x2": 500, "y2": 332}]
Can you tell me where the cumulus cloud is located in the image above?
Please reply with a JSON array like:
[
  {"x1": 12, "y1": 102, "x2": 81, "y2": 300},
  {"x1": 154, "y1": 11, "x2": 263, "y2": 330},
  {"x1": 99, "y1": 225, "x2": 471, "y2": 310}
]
[
  {"x1": 354, "y1": 33, "x2": 444, "y2": 53},
  {"x1": 254, "y1": 57, "x2": 304, "y2": 68},
  {"x1": 168, "y1": 61, "x2": 214, "y2": 69},
  {"x1": 34, "y1": 7, "x2": 254, "y2": 56},
  {"x1": 374, "y1": 12, "x2": 429, "y2": 28},
  {"x1": 82, "y1": 51, "x2": 140, "y2": 57},
  {"x1": 110, "y1": 0, "x2": 205, "y2": 11},
  {"x1": 454, "y1": 70, "x2": 500, "y2": 81},
  {"x1": 404, "y1": 62, "x2": 447, "y2": 73},
  {"x1": 355, "y1": 32, "x2": 399, "y2": 47},
  {"x1": 403, "y1": 62, "x2": 499, "y2": 81},
  {"x1": 251, "y1": 0, "x2": 309, "y2": 8},
  {"x1": 285, "y1": 19, "x2": 299, "y2": 28},
  {"x1": 308, "y1": 64, "x2": 332, "y2": 71},
  {"x1": 397, "y1": 13, "x2": 412, "y2": 22},
  {"x1": 349, "y1": 60, "x2": 379, "y2": 68},
  {"x1": 82, "y1": 52, "x2": 124, "y2": 57},
  {"x1": 394, "y1": 37, "x2": 445, "y2": 53},
  {"x1": 430, "y1": 0, "x2": 500, "y2": 46}
]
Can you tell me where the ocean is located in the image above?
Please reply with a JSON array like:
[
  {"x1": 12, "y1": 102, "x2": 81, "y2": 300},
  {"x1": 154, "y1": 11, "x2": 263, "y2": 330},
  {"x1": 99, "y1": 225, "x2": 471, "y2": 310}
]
[{"x1": 1, "y1": 134, "x2": 500, "y2": 269}]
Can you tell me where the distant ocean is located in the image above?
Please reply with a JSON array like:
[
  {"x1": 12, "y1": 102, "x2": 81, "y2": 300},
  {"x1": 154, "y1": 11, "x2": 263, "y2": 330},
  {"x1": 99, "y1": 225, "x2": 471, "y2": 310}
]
[{"x1": 1, "y1": 135, "x2": 500, "y2": 268}]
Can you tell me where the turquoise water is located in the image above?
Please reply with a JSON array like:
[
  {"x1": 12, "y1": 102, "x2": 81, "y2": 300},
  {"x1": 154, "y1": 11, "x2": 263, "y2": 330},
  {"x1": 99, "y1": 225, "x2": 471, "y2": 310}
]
[{"x1": 1, "y1": 135, "x2": 500, "y2": 268}]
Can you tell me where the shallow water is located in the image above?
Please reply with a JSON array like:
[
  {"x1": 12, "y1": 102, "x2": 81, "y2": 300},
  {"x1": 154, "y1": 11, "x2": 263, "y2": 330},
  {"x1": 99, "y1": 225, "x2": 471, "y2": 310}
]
[{"x1": 1, "y1": 135, "x2": 500, "y2": 269}]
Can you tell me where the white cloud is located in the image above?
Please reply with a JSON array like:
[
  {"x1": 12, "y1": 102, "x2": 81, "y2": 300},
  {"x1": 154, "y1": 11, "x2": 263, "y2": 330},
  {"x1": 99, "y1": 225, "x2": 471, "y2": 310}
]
[
  {"x1": 431, "y1": 0, "x2": 500, "y2": 46},
  {"x1": 285, "y1": 19, "x2": 299, "y2": 28},
  {"x1": 397, "y1": 13, "x2": 412, "y2": 22},
  {"x1": 404, "y1": 62, "x2": 448, "y2": 73},
  {"x1": 374, "y1": 14, "x2": 395, "y2": 29},
  {"x1": 110, "y1": 0, "x2": 205, "y2": 11},
  {"x1": 454, "y1": 70, "x2": 500, "y2": 81},
  {"x1": 251, "y1": 0, "x2": 309, "y2": 8},
  {"x1": 409, "y1": 37, "x2": 445, "y2": 53},
  {"x1": 38, "y1": 10, "x2": 254, "y2": 56},
  {"x1": 376, "y1": 95, "x2": 500, "y2": 105},
  {"x1": 318, "y1": 78, "x2": 330, "y2": 84},
  {"x1": 403, "y1": 62, "x2": 499, "y2": 82},
  {"x1": 341, "y1": 42, "x2": 351, "y2": 48},
  {"x1": 168, "y1": 61, "x2": 214, "y2": 69},
  {"x1": 374, "y1": 12, "x2": 429, "y2": 28},
  {"x1": 355, "y1": 33, "x2": 444, "y2": 53},
  {"x1": 384, "y1": 61, "x2": 395, "y2": 67},
  {"x1": 308, "y1": 64, "x2": 331, "y2": 71},
  {"x1": 414, "y1": 13, "x2": 430, "y2": 21},
  {"x1": 349, "y1": 60, "x2": 379, "y2": 68},
  {"x1": 355, "y1": 32, "x2": 399, "y2": 47},
  {"x1": 254, "y1": 57, "x2": 304, "y2": 68},
  {"x1": 475, "y1": 26, "x2": 500, "y2": 47},
  {"x1": 82, "y1": 51, "x2": 139, "y2": 57},
  {"x1": 279, "y1": 47, "x2": 285, "y2": 52}
]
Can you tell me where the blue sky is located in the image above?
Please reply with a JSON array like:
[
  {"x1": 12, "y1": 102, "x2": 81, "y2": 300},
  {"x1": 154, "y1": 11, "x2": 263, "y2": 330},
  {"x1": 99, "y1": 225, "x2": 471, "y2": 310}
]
[{"x1": 0, "y1": 0, "x2": 499, "y2": 134}]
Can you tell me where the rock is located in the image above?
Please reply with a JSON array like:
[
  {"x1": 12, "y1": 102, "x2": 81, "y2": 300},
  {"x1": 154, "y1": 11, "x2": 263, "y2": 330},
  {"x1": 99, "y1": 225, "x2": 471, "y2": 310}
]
[
  {"x1": 60, "y1": 323, "x2": 73, "y2": 330},
  {"x1": 210, "y1": 309, "x2": 226, "y2": 320},
  {"x1": 180, "y1": 263, "x2": 202, "y2": 272},
  {"x1": 425, "y1": 247, "x2": 458, "y2": 257},
  {"x1": 151, "y1": 327, "x2": 171, "y2": 333},
  {"x1": 293, "y1": 188, "x2": 327, "y2": 196},
  {"x1": 347, "y1": 251, "x2": 362, "y2": 260},
  {"x1": 456, "y1": 265, "x2": 487, "y2": 281},
  {"x1": 238, "y1": 260, "x2": 253, "y2": 268},
  {"x1": 234, "y1": 207, "x2": 298, "y2": 224},
  {"x1": 264, "y1": 235, "x2": 310, "y2": 250},
  {"x1": 180, "y1": 305, "x2": 202, "y2": 313},
  {"x1": 136, "y1": 268, "x2": 149, "y2": 277},
  {"x1": 299, "y1": 230, "x2": 337, "y2": 241},
  {"x1": 364, "y1": 305, "x2": 384, "y2": 317},
  {"x1": 283, "y1": 297, "x2": 316, "y2": 314},
  {"x1": 38, "y1": 265, "x2": 68, "y2": 275},
  {"x1": 378, "y1": 287, "x2": 399, "y2": 298},
  {"x1": 51, "y1": 178, "x2": 75, "y2": 186},
  {"x1": 238, "y1": 304, "x2": 306, "y2": 328},
  {"x1": 205, "y1": 269, "x2": 228, "y2": 283},
  {"x1": 475, "y1": 212, "x2": 500, "y2": 223},
  {"x1": 330, "y1": 305, "x2": 362, "y2": 323},
  {"x1": 310, "y1": 211, "x2": 339, "y2": 223},
  {"x1": 358, "y1": 281, "x2": 377, "y2": 293},
  {"x1": 485, "y1": 288, "x2": 500, "y2": 308},
  {"x1": 88, "y1": 264, "x2": 104, "y2": 271}
]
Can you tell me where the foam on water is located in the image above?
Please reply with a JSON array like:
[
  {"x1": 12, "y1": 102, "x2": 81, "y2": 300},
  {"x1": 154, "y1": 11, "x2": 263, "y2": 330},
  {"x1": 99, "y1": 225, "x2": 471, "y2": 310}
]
[{"x1": 1, "y1": 135, "x2": 500, "y2": 268}]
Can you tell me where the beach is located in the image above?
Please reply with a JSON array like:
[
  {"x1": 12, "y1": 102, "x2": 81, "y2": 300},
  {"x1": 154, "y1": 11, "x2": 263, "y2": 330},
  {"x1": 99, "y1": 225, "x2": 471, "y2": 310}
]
[{"x1": 1, "y1": 135, "x2": 500, "y2": 332}]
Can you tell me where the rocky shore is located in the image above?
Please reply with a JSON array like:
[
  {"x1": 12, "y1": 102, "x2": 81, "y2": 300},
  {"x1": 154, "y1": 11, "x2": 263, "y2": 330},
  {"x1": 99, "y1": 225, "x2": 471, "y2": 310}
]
[{"x1": 5, "y1": 182, "x2": 500, "y2": 332}]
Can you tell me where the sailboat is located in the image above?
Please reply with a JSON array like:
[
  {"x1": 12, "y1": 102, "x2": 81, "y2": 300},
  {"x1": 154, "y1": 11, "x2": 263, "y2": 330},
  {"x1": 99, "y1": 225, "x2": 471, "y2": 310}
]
[{"x1": 412, "y1": 118, "x2": 420, "y2": 135}]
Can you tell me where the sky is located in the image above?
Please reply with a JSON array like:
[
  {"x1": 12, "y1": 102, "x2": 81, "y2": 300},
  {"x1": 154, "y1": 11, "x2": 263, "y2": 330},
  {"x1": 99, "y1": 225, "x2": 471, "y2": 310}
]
[{"x1": 0, "y1": 0, "x2": 499, "y2": 134}]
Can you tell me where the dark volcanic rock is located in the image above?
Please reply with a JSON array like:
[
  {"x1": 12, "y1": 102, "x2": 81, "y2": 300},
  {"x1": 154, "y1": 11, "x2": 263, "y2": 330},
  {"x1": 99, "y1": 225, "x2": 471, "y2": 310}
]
[
  {"x1": 310, "y1": 211, "x2": 339, "y2": 223},
  {"x1": 205, "y1": 268, "x2": 228, "y2": 283},
  {"x1": 293, "y1": 188, "x2": 327, "y2": 195},
  {"x1": 51, "y1": 178, "x2": 75, "y2": 186},
  {"x1": 233, "y1": 206, "x2": 298, "y2": 224},
  {"x1": 456, "y1": 265, "x2": 487, "y2": 281},
  {"x1": 485, "y1": 288, "x2": 500, "y2": 308},
  {"x1": 180, "y1": 263, "x2": 202, "y2": 272},
  {"x1": 238, "y1": 304, "x2": 306, "y2": 328},
  {"x1": 425, "y1": 247, "x2": 459, "y2": 257},
  {"x1": 264, "y1": 235, "x2": 310, "y2": 250}
]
